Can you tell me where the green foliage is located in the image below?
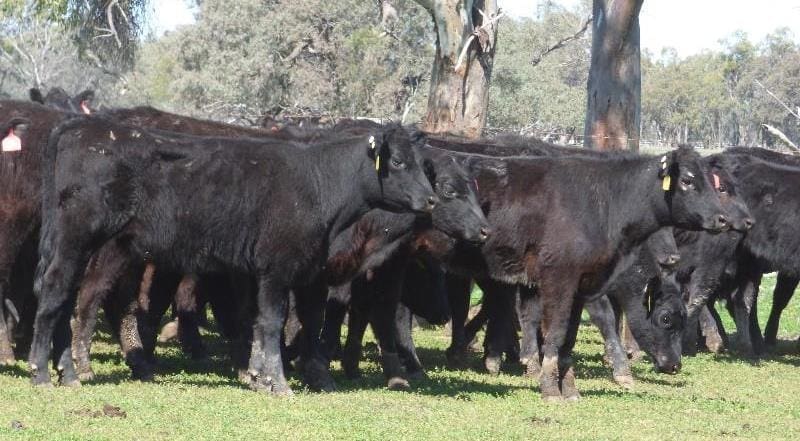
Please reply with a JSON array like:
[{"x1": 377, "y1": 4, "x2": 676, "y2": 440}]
[
  {"x1": 0, "y1": 275, "x2": 798, "y2": 439},
  {"x1": 125, "y1": 0, "x2": 433, "y2": 122},
  {"x1": 488, "y1": 5, "x2": 590, "y2": 135}
]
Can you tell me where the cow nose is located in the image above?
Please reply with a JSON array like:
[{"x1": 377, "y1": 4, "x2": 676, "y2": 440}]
[
  {"x1": 426, "y1": 195, "x2": 438, "y2": 210},
  {"x1": 479, "y1": 226, "x2": 491, "y2": 242},
  {"x1": 743, "y1": 218, "x2": 755, "y2": 230},
  {"x1": 714, "y1": 214, "x2": 729, "y2": 231}
]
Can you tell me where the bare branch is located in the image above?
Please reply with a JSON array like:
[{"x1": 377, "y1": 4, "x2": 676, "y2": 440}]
[
  {"x1": 105, "y1": 0, "x2": 123, "y2": 48},
  {"x1": 754, "y1": 79, "x2": 800, "y2": 120},
  {"x1": 762, "y1": 123, "x2": 800, "y2": 153},
  {"x1": 454, "y1": 9, "x2": 505, "y2": 72},
  {"x1": 531, "y1": 14, "x2": 592, "y2": 67}
]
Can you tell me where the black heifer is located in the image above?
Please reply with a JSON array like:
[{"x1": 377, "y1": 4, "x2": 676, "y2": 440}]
[
  {"x1": 434, "y1": 147, "x2": 729, "y2": 400},
  {"x1": 0, "y1": 101, "x2": 76, "y2": 365},
  {"x1": 30, "y1": 116, "x2": 436, "y2": 395}
]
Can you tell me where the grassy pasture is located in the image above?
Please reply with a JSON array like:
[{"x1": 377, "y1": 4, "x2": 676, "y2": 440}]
[{"x1": 0, "y1": 274, "x2": 799, "y2": 440}]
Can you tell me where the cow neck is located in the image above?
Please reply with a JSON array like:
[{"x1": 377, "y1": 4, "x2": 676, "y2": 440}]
[
  {"x1": 605, "y1": 156, "x2": 670, "y2": 255},
  {"x1": 301, "y1": 139, "x2": 378, "y2": 240}
]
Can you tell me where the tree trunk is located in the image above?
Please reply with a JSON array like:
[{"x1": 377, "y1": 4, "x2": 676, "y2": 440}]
[
  {"x1": 584, "y1": 0, "x2": 644, "y2": 151},
  {"x1": 415, "y1": 0, "x2": 500, "y2": 138}
]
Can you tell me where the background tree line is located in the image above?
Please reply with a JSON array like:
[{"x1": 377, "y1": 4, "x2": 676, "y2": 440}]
[{"x1": 1, "y1": 0, "x2": 798, "y2": 147}]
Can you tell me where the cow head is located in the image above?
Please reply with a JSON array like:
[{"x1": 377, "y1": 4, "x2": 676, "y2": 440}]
[
  {"x1": 625, "y1": 273, "x2": 685, "y2": 374},
  {"x1": 660, "y1": 147, "x2": 729, "y2": 233},
  {"x1": 400, "y1": 253, "x2": 451, "y2": 325},
  {"x1": 705, "y1": 159, "x2": 754, "y2": 232},
  {"x1": 421, "y1": 150, "x2": 491, "y2": 243},
  {"x1": 366, "y1": 125, "x2": 438, "y2": 214},
  {"x1": 30, "y1": 87, "x2": 95, "y2": 114}
]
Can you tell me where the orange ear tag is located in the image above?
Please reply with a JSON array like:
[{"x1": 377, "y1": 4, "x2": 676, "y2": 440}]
[
  {"x1": 662, "y1": 175, "x2": 671, "y2": 191},
  {"x1": 80, "y1": 101, "x2": 91, "y2": 115},
  {"x1": 2, "y1": 129, "x2": 21, "y2": 152},
  {"x1": 713, "y1": 173, "x2": 720, "y2": 190}
]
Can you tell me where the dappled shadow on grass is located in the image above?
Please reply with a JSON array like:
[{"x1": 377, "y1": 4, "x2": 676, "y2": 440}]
[{"x1": 0, "y1": 362, "x2": 29, "y2": 378}]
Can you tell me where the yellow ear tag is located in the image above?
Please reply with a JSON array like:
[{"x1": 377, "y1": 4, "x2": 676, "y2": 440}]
[
  {"x1": 662, "y1": 175, "x2": 671, "y2": 191},
  {"x1": 369, "y1": 135, "x2": 379, "y2": 171},
  {"x1": 375, "y1": 155, "x2": 381, "y2": 171}
]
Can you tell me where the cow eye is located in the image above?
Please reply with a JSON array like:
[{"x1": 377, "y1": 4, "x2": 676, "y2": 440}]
[
  {"x1": 390, "y1": 158, "x2": 405, "y2": 169},
  {"x1": 718, "y1": 184, "x2": 728, "y2": 193},
  {"x1": 680, "y1": 177, "x2": 694, "y2": 188},
  {"x1": 440, "y1": 184, "x2": 457, "y2": 198},
  {"x1": 660, "y1": 314, "x2": 672, "y2": 328}
]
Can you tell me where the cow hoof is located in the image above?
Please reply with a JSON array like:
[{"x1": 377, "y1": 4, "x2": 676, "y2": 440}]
[
  {"x1": 484, "y1": 356, "x2": 501, "y2": 376},
  {"x1": 158, "y1": 320, "x2": 179, "y2": 343},
  {"x1": 445, "y1": 347, "x2": 469, "y2": 368},
  {"x1": 541, "y1": 393, "x2": 563, "y2": 403},
  {"x1": 387, "y1": 376, "x2": 410, "y2": 391},
  {"x1": 78, "y1": 369, "x2": 96, "y2": 382},
  {"x1": 405, "y1": 369, "x2": 427, "y2": 381},
  {"x1": 0, "y1": 351, "x2": 16, "y2": 366},
  {"x1": 249, "y1": 374, "x2": 294, "y2": 397},
  {"x1": 60, "y1": 377, "x2": 82, "y2": 388},
  {"x1": 302, "y1": 358, "x2": 336, "y2": 392},
  {"x1": 563, "y1": 392, "x2": 581, "y2": 402},
  {"x1": 524, "y1": 363, "x2": 542, "y2": 378},
  {"x1": 613, "y1": 375, "x2": 635, "y2": 390},
  {"x1": 131, "y1": 366, "x2": 155, "y2": 382}
]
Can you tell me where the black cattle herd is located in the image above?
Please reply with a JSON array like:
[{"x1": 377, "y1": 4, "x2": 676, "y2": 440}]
[{"x1": 0, "y1": 87, "x2": 795, "y2": 401}]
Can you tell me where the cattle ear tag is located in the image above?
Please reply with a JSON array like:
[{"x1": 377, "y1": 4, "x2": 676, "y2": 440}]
[
  {"x1": 369, "y1": 135, "x2": 380, "y2": 171},
  {"x1": 661, "y1": 175, "x2": 671, "y2": 191},
  {"x1": 80, "y1": 101, "x2": 91, "y2": 115},
  {"x1": 713, "y1": 173, "x2": 720, "y2": 190},
  {"x1": 2, "y1": 129, "x2": 21, "y2": 152}
]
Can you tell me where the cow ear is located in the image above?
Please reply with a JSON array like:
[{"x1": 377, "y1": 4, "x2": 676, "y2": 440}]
[
  {"x1": 642, "y1": 277, "x2": 660, "y2": 317},
  {"x1": 76, "y1": 90, "x2": 95, "y2": 114},
  {"x1": 658, "y1": 152, "x2": 675, "y2": 179},
  {"x1": 29, "y1": 88, "x2": 45, "y2": 104},
  {"x1": 2, "y1": 117, "x2": 31, "y2": 138}
]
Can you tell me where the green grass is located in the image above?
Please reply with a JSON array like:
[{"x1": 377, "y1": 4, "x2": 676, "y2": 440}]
[{"x1": 1, "y1": 274, "x2": 799, "y2": 440}]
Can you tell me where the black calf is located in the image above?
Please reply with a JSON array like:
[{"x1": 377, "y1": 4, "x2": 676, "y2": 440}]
[{"x1": 30, "y1": 116, "x2": 435, "y2": 394}]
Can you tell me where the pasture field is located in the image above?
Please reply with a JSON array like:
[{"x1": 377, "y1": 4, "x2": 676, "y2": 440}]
[{"x1": 1, "y1": 274, "x2": 799, "y2": 440}]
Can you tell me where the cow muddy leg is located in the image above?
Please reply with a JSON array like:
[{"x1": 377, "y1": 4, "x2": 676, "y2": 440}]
[
  {"x1": 586, "y1": 296, "x2": 633, "y2": 389},
  {"x1": 538, "y1": 275, "x2": 578, "y2": 401},
  {"x1": 31, "y1": 246, "x2": 92, "y2": 387},
  {"x1": 699, "y1": 304, "x2": 725, "y2": 353},
  {"x1": 175, "y1": 275, "x2": 206, "y2": 360},
  {"x1": 517, "y1": 285, "x2": 542, "y2": 377},
  {"x1": 294, "y1": 280, "x2": 336, "y2": 392},
  {"x1": 247, "y1": 276, "x2": 291, "y2": 396},
  {"x1": 765, "y1": 274, "x2": 797, "y2": 349},
  {"x1": 559, "y1": 297, "x2": 585, "y2": 401},
  {"x1": 445, "y1": 273, "x2": 471, "y2": 366}
]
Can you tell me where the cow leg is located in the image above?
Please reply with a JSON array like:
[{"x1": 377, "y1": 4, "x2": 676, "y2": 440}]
[
  {"x1": 294, "y1": 279, "x2": 335, "y2": 392},
  {"x1": 559, "y1": 296, "x2": 585, "y2": 401},
  {"x1": 476, "y1": 278, "x2": 517, "y2": 375},
  {"x1": 395, "y1": 303, "x2": 424, "y2": 379},
  {"x1": 586, "y1": 296, "x2": 633, "y2": 389},
  {"x1": 445, "y1": 273, "x2": 471, "y2": 366},
  {"x1": 463, "y1": 306, "x2": 487, "y2": 351},
  {"x1": 283, "y1": 291, "x2": 302, "y2": 366},
  {"x1": 341, "y1": 283, "x2": 370, "y2": 380},
  {"x1": 699, "y1": 304, "x2": 725, "y2": 353},
  {"x1": 138, "y1": 267, "x2": 181, "y2": 363},
  {"x1": 175, "y1": 275, "x2": 206, "y2": 360},
  {"x1": 365, "y1": 263, "x2": 409, "y2": 391},
  {"x1": 621, "y1": 314, "x2": 643, "y2": 360},
  {"x1": 731, "y1": 271, "x2": 762, "y2": 357},
  {"x1": 0, "y1": 282, "x2": 15, "y2": 365},
  {"x1": 320, "y1": 285, "x2": 349, "y2": 362},
  {"x1": 30, "y1": 246, "x2": 92, "y2": 387},
  {"x1": 246, "y1": 276, "x2": 291, "y2": 396},
  {"x1": 765, "y1": 274, "x2": 798, "y2": 349},
  {"x1": 517, "y1": 285, "x2": 542, "y2": 377},
  {"x1": 538, "y1": 275, "x2": 579, "y2": 401}
]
